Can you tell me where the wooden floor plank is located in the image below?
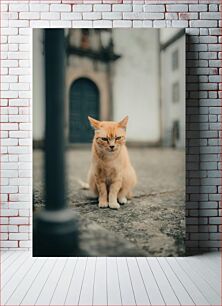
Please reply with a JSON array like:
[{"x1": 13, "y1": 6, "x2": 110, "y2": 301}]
[
  {"x1": 136, "y1": 258, "x2": 165, "y2": 305},
  {"x1": 5, "y1": 257, "x2": 47, "y2": 305},
  {"x1": 1, "y1": 256, "x2": 37, "y2": 305},
  {"x1": 50, "y1": 257, "x2": 77, "y2": 305},
  {"x1": 204, "y1": 252, "x2": 220, "y2": 264},
  {"x1": 0, "y1": 250, "x2": 8, "y2": 257},
  {"x1": 107, "y1": 257, "x2": 122, "y2": 306},
  {"x1": 117, "y1": 257, "x2": 136, "y2": 306},
  {"x1": 176, "y1": 257, "x2": 221, "y2": 305},
  {"x1": 65, "y1": 258, "x2": 87, "y2": 306},
  {"x1": 93, "y1": 257, "x2": 107, "y2": 306},
  {"x1": 1, "y1": 252, "x2": 220, "y2": 306},
  {"x1": 157, "y1": 258, "x2": 195, "y2": 305},
  {"x1": 2, "y1": 252, "x2": 22, "y2": 273},
  {"x1": 195, "y1": 253, "x2": 220, "y2": 274},
  {"x1": 185, "y1": 256, "x2": 220, "y2": 294},
  {"x1": 21, "y1": 258, "x2": 56, "y2": 305},
  {"x1": 167, "y1": 257, "x2": 210, "y2": 305},
  {"x1": 78, "y1": 257, "x2": 96, "y2": 306},
  {"x1": 35, "y1": 258, "x2": 67, "y2": 306},
  {"x1": 147, "y1": 258, "x2": 180, "y2": 305},
  {"x1": 1, "y1": 252, "x2": 30, "y2": 288},
  {"x1": 0, "y1": 251, "x2": 14, "y2": 263},
  {"x1": 127, "y1": 257, "x2": 150, "y2": 305}
]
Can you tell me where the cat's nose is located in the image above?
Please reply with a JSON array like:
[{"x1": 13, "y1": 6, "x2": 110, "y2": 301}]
[{"x1": 109, "y1": 145, "x2": 115, "y2": 150}]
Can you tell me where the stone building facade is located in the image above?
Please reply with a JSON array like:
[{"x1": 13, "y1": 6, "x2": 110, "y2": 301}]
[{"x1": 65, "y1": 29, "x2": 120, "y2": 143}]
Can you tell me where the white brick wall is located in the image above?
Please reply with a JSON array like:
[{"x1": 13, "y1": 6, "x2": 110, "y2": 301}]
[{"x1": 1, "y1": 0, "x2": 221, "y2": 254}]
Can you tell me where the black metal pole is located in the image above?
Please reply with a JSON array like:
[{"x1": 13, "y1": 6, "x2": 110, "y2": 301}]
[
  {"x1": 45, "y1": 29, "x2": 66, "y2": 210},
  {"x1": 33, "y1": 29, "x2": 79, "y2": 256}
]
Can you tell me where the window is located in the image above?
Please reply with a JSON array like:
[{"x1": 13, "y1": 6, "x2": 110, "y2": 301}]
[
  {"x1": 172, "y1": 82, "x2": 179, "y2": 103},
  {"x1": 172, "y1": 49, "x2": 179, "y2": 71}
]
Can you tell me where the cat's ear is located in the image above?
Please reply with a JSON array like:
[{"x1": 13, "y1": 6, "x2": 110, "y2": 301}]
[
  {"x1": 118, "y1": 116, "x2": 128, "y2": 129},
  {"x1": 88, "y1": 116, "x2": 101, "y2": 130}
]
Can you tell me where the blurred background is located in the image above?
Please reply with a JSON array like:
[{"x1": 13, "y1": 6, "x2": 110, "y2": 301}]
[
  {"x1": 33, "y1": 28, "x2": 185, "y2": 148},
  {"x1": 33, "y1": 29, "x2": 186, "y2": 257}
]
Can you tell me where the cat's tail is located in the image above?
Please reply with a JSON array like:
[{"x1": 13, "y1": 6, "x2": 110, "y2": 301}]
[{"x1": 75, "y1": 178, "x2": 90, "y2": 190}]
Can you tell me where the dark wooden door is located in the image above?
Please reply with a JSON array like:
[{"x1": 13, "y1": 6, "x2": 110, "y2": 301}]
[{"x1": 69, "y1": 78, "x2": 99, "y2": 143}]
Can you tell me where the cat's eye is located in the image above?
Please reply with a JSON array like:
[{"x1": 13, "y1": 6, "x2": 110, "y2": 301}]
[
  {"x1": 115, "y1": 136, "x2": 122, "y2": 141},
  {"x1": 101, "y1": 137, "x2": 108, "y2": 141}
]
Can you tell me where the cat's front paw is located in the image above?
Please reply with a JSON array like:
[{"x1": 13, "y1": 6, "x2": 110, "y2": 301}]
[
  {"x1": 109, "y1": 201, "x2": 120, "y2": 210},
  {"x1": 98, "y1": 201, "x2": 108, "y2": 208},
  {"x1": 118, "y1": 197, "x2": 127, "y2": 205}
]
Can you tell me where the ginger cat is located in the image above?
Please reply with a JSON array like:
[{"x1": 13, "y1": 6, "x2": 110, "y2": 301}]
[{"x1": 87, "y1": 116, "x2": 137, "y2": 209}]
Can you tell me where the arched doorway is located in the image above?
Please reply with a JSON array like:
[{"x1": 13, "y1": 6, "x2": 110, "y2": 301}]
[{"x1": 69, "y1": 78, "x2": 100, "y2": 143}]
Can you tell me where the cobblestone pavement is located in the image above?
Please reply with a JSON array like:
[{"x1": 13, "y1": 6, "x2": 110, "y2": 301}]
[{"x1": 34, "y1": 147, "x2": 185, "y2": 256}]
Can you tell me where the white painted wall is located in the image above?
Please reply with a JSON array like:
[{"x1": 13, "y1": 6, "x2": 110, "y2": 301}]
[
  {"x1": 112, "y1": 29, "x2": 160, "y2": 143},
  {"x1": 160, "y1": 29, "x2": 185, "y2": 148},
  {"x1": 160, "y1": 28, "x2": 181, "y2": 44}
]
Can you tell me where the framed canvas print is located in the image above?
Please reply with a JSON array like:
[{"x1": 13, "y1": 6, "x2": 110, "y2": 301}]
[{"x1": 33, "y1": 28, "x2": 185, "y2": 257}]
